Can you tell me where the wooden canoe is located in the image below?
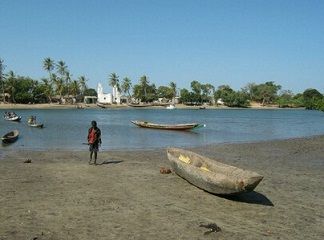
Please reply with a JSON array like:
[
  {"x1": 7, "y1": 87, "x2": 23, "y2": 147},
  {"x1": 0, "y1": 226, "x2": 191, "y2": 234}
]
[
  {"x1": 131, "y1": 120, "x2": 202, "y2": 130},
  {"x1": 28, "y1": 123, "x2": 44, "y2": 128},
  {"x1": 1, "y1": 130, "x2": 19, "y2": 144},
  {"x1": 4, "y1": 115, "x2": 21, "y2": 121},
  {"x1": 167, "y1": 148, "x2": 263, "y2": 195},
  {"x1": 128, "y1": 103, "x2": 153, "y2": 107}
]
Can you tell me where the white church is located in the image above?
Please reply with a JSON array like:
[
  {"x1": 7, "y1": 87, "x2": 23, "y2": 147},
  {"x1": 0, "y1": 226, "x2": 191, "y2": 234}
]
[{"x1": 97, "y1": 83, "x2": 121, "y2": 104}]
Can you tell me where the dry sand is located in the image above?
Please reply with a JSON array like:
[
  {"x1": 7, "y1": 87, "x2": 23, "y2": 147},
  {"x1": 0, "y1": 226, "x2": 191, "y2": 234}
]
[{"x1": 0, "y1": 136, "x2": 323, "y2": 240}]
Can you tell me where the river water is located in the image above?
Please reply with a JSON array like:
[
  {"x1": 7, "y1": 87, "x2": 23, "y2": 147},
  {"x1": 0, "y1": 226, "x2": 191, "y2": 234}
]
[{"x1": 1, "y1": 108, "x2": 323, "y2": 151}]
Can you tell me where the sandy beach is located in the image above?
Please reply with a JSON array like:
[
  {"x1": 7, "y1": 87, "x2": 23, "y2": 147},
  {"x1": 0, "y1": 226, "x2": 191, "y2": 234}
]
[{"x1": 0, "y1": 136, "x2": 323, "y2": 240}]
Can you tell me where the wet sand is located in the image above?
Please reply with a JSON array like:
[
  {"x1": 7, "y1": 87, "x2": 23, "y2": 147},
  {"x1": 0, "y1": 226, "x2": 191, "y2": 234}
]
[{"x1": 0, "y1": 136, "x2": 323, "y2": 239}]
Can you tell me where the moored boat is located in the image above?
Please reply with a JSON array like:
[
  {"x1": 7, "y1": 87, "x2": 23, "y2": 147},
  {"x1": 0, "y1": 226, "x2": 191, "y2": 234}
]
[
  {"x1": 27, "y1": 116, "x2": 44, "y2": 128},
  {"x1": 131, "y1": 120, "x2": 202, "y2": 130},
  {"x1": 167, "y1": 148, "x2": 263, "y2": 195},
  {"x1": 128, "y1": 103, "x2": 153, "y2": 107},
  {"x1": 28, "y1": 123, "x2": 44, "y2": 128},
  {"x1": 1, "y1": 130, "x2": 19, "y2": 144},
  {"x1": 3, "y1": 112, "x2": 22, "y2": 121}
]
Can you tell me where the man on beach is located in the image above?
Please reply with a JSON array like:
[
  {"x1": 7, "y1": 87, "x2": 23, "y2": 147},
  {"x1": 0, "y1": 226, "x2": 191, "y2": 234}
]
[{"x1": 87, "y1": 120, "x2": 102, "y2": 165}]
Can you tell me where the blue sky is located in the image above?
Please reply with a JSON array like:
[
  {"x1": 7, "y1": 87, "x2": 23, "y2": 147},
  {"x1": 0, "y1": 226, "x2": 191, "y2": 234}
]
[{"x1": 0, "y1": 0, "x2": 323, "y2": 93}]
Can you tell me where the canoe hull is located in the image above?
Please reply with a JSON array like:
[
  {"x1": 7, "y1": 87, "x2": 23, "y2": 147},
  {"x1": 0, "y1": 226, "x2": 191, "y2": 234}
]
[
  {"x1": 131, "y1": 120, "x2": 200, "y2": 130},
  {"x1": 167, "y1": 148, "x2": 263, "y2": 195},
  {"x1": 1, "y1": 130, "x2": 19, "y2": 144},
  {"x1": 4, "y1": 116, "x2": 21, "y2": 121}
]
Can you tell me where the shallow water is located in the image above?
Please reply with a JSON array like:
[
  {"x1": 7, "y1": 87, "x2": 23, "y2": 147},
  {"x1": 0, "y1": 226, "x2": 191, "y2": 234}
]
[{"x1": 1, "y1": 108, "x2": 323, "y2": 151}]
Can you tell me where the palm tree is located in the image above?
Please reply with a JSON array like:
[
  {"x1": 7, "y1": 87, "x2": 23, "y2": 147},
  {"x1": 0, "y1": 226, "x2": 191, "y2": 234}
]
[
  {"x1": 109, "y1": 72, "x2": 120, "y2": 90},
  {"x1": 78, "y1": 75, "x2": 87, "y2": 95},
  {"x1": 6, "y1": 71, "x2": 17, "y2": 103},
  {"x1": 70, "y1": 80, "x2": 80, "y2": 99},
  {"x1": 169, "y1": 81, "x2": 177, "y2": 102},
  {"x1": 0, "y1": 58, "x2": 5, "y2": 103},
  {"x1": 121, "y1": 77, "x2": 132, "y2": 101},
  {"x1": 43, "y1": 57, "x2": 55, "y2": 75},
  {"x1": 56, "y1": 60, "x2": 68, "y2": 101},
  {"x1": 140, "y1": 75, "x2": 149, "y2": 98},
  {"x1": 56, "y1": 60, "x2": 67, "y2": 77},
  {"x1": 65, "y1": 71, "x2": 71, "y2": 97},
  {"x1": 41, "y1": 78, "x2": 53, "y2": 103}
]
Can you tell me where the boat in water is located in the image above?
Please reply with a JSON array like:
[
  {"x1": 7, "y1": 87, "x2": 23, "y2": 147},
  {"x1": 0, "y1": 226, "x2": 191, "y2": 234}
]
[
  {"x1": 166, "y1": 104, "x2": 175, "y2": 109},
  {"x1": 1, "y1": 130, "x2": 19, "y2": 144},
  {"x1": 28, "y1": 116, "x2": 44, "y2": 128},
  {"x1": 131, "y1": 120, "x2": 203, "y2": 130},
  {"x1": 3, "y1": 112, "x2": 22, "y2": 122},
  {"x1": 167, "y1": 148, "x2": 263, "y2": 195}
]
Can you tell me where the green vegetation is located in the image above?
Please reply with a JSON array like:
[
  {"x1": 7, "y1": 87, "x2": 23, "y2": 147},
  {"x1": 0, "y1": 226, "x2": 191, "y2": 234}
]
[{"x1": 0, "y1": 57, "x2": 323, "y2": 111}]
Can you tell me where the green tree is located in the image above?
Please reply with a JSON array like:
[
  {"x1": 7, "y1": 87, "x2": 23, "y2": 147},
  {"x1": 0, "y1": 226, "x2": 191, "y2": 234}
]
[
  {"x1": 109, "y1": 73, "x2": 120, "y2": 90},
  {"x1": 70, "y1": 80, "x2": 80, "y2": 98},
  {"x1": 43, "y1": 57, "x2": 55, "y2": 76},
  {"x1": 0, "y1": 58, "x2": 5, "y2": 102},
  {"x1": 140, "y1": 75, "x2": 149, "y2": 98},
  {"x1": 169, "y1": 81, "x2": 177, "y2": 101},
  {"x1": 303, "y1": 88, "x2": 323, "y2": 110},
  {"x1": 40, "y1": 78, "x2": 53, "y2": 103},
  {"x1": 84, "y1": 88, "x2": 97, "y2": 96},
  {"x1": 121, "y1": 77, "x2": 132, "y2": 100},
  {"x1": 78, "y1": 75, "x2": 87, "y2": 95},
  {"x1": 5, "y1": 71, "x2": 17, "y2": 103},
  {"x1": 157, "y1": 86, "x2": 173, "y2": 99}
]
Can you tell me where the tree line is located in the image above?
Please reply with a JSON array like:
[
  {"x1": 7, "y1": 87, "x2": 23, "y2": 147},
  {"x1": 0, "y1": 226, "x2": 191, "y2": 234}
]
[{"x1": 0, "y1": 57, "x2": 323, "y2": 111}]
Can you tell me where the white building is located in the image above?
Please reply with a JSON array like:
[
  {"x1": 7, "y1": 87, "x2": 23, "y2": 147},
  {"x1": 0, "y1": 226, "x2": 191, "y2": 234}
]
[{"x1": 97, "y1": 83, "x2": 121, "y2": 104}]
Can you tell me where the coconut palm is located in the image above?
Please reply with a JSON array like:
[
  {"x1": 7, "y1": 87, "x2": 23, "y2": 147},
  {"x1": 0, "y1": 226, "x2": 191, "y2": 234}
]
[
  {"x1": 78, "y1": 75, "x2": 87, "y2": 95},
  {"x1": 41, "y1": 78, "x2": 53, "y2": 103},
  {"x1": 6, "y1": 71, "x2": 17, "y2": 103},
  {"x1": 43, "y1": 57, "x2": 55, "y2": 75},
  {"x1": 109, "y1": 72, "x2": 120, "y2": 90},
  {"x1": 169, "y1": 81, "x2": 177, "y2": 102},
  {"x1": 56, "y1": 60, "x2": 67, "y2": 77},
  {"x1": 70, "y1": 80, "x2": 80, "y2": 98},
  {"x1": 140, "y1": 75, "x2": 149, "y2": 97},
  {"x1": 0, "y1": 58, "x2": 5, "y2": 103},
  {"x1": 121, "y1": 77, "x2": 132, "y2": 101}
]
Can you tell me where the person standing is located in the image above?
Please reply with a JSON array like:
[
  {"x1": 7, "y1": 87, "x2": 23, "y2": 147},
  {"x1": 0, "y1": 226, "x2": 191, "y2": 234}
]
[{"x1": 87, "y1": 120, "x2": 102, "y2": 165}]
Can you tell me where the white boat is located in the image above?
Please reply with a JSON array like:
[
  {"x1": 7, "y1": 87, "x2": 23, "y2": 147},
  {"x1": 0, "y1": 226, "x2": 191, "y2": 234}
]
[
  {"x1": 3, "y1": 112, "x2": 22, "y2": 122},
  {"x1": 166, "y1": 104, "x2": 175, "y2": 109}
]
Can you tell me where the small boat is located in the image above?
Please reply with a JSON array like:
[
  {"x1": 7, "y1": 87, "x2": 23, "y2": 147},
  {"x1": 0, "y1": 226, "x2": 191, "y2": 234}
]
[
  {"x1": 131, "y1": 120, "x2": 202, "y2": 130},
  {"x1": 128, "y1": 103, "x2": 153, "y2": 107},
  {"x1": 166, "y1": 104, "x2": 175, "y2": 109},
  {"x1": 1, "y1": 130, "x2": 19, "y2": 144},
  {"x1": 4, "y1": 112, "x2": 22, "y2": 122},
  {"x1": 167, "y1": 148, "x2": 263, "y2": 195},
  {"x1": 97, "y1": 102, "x2": 111, "y2": 108},
  {"x1": 28, "y1": 123, "x2": 44, "y2": 128},
  {"x1": 27, "y1": 116, "x2": 44, "y2": 128}
]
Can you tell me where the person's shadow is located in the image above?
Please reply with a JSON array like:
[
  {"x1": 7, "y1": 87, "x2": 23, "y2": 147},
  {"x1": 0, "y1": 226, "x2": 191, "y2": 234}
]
[
  {"x1": 98, "y1": 160, "x2": 123, "y2": 165},
  {"x1": 220, "y1": 191, "x2": 274, "y2": 206}
]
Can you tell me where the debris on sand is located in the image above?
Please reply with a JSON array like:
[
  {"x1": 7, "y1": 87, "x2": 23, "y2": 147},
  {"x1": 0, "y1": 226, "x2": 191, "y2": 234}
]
[
  {"x1": 160, "y1": 167, "x2": 171, "y2": 174},
  {"x1": 24, "y1": 159, "x2": 32, "y2": 163},
  {"x1": 199, "y1": 223, "x2": 221, "y2": 235}
]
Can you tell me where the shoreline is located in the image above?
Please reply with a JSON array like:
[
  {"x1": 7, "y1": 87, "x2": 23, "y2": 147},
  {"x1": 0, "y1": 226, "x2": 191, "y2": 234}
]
[
  {"x1": 0, "y1": 102, "x2": 300, "y2": 110},
  {"x1": 1, "y1": 136, "x2": 323, "y2": 239}
]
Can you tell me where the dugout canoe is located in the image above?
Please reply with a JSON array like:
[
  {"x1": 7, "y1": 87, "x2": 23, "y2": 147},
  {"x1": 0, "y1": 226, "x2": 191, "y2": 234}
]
[
  {"x1": 131, "y1": 120, "x2": 202, "y2": 130},
  {"x1": 1, "y1": 130, "x2": 19, "y2": 144},
  {"x1": 167, "y1": 148, "x2": 263, "y2": 195}
]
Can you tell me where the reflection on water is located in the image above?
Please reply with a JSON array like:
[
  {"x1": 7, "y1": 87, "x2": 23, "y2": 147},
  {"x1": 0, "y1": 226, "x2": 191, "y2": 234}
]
[{"x1": 0, "y1": 108, "x2": 323, "y2": 151}]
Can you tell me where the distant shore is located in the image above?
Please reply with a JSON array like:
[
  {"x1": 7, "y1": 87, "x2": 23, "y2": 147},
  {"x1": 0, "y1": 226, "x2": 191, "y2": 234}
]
[
  {"x1": 0, "y1": 102, "x2": 287, "y2": 110},
  {"x1": 0, "y1": 135, "x2": 323, "y2": 239}
]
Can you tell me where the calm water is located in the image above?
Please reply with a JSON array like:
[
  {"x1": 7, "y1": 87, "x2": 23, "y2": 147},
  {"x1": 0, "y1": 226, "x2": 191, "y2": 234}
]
[{"x1": 1, "y1": 108, "x2": 324, "y2": 151}]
